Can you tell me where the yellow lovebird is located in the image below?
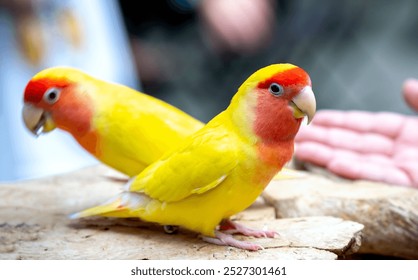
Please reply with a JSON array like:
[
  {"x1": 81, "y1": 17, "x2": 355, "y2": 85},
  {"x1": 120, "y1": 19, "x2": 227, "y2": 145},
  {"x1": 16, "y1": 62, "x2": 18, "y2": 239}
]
[
  {"x1": 71, "y1": 63, "x2": 316, "y2": 250},
  {"x1": 22, "y1": 67, "x2": 203, "y2": 176},
  {"x1": 22, "y1": 66, "x2": 302, "y2": 180}
]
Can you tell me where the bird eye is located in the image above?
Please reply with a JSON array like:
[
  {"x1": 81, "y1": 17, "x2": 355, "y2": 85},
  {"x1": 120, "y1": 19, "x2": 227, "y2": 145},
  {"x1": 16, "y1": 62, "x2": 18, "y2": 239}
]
[
  {"x1": 43, "y1": 88, "x2": 61, "y2": 104},
  {"x1": 269, "y1": 83, "x2": 284, "y2": 96}
]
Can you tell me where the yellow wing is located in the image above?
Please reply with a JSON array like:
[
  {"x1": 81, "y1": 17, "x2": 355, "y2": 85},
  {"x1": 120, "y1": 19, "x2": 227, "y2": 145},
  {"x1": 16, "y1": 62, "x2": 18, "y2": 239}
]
[
  {"x1": 129, "y1": 121, "x2": 239, "y2": 203},
  {"x1": 92, "y1": 81, "x2": 204, "y2": 176}
]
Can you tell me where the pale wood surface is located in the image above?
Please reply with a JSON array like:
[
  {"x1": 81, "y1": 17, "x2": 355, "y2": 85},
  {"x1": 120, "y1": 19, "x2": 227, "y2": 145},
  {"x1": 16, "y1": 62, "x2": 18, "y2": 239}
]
[
  {"x1": 0, "y1": 165, "x2": 363, "y2": 260},
  {"x1": 264, "y1": 168, "x2": 418, "y2": 259}
]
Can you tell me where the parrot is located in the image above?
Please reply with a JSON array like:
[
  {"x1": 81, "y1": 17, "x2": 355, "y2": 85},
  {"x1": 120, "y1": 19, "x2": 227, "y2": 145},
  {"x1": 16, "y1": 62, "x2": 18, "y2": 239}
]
[
  {"x1": 22, "y1": 66, "x2": 302, "y2": 180},
  {"x1": 70, "y1": 63, "x2": 316, "y2": 250},
  {"x1": 22, "y1": 66, "x2": 204, "y2": 177}
]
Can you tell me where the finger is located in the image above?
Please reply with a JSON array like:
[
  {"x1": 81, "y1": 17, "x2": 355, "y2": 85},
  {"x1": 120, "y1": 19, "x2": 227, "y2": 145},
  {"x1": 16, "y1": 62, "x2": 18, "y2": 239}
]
[
  {"x1": 295, "y1": 142, "x2": 334, "y2": 166},
  {"x1": 199, "y1": 0, "x2": 239, "y2": 50},
  {"x1": 394, "y1": 144, "x2": 418, "y2": 161},
  {"x1": 295, "y1": 142, "x2": 360, "y2": 167},
  {"x1": 327, "y1": 158, "x2": 412, "y2": 187},
  {"x1": 395, "y1": 160, "x2": 418, "y2": 188},
  {"x1": 397, "y1": 117, "x2": 418, "y2": 144},
  {"x1": 212, "y1": 0, "x2": 273, "y2": 52},
  {"x1": 295, "y1": 142, "x2": 412, "y2": 186},
  {"x1": 295, "y1": 142, "x2": 415, "y2": 187},
  {"x1": 310, "y1": 110, "x2": 405, "y2": 138},
  {"x1": 295, "y1": 125, "x2": 394, "y2": 155},
  {"x1": 225, "y1": 1, "x2": 260, "y2": 51},
  {"x1": 403, "y1": 78, "x2": 418, "y2": 111},
  {"x1": 296, "y1": 141, "x2": 395, "y2": 165}
]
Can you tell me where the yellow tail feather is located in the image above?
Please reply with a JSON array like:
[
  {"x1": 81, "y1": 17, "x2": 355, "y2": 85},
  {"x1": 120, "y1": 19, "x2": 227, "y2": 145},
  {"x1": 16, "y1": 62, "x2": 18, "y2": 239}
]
[
  {"x1": 69, "y1": 196, "x2": 123, "y2": 219},
  {"x1": 69, "y1": 192, "x2": 150, "y2": 219}
]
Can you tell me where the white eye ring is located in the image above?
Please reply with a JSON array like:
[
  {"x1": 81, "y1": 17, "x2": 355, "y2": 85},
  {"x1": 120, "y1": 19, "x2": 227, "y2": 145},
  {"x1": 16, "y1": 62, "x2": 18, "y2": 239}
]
[
  {"x1": 43, "y1": 88, "x2": 61, "y2": 104},
  {"x1": 269, "y1": 83, "x2": 284, "y2": 96}
]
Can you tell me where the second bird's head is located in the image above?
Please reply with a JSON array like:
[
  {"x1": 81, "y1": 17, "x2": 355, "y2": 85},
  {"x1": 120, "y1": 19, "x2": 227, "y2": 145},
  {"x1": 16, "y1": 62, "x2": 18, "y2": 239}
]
[{"x1": 22, "y1": 67, "x2": 95, "y2": 137}]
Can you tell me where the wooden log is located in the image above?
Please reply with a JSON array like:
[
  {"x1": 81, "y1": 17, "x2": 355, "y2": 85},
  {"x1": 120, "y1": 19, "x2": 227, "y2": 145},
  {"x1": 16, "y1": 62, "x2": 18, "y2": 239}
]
[
  {"x1": 263, "y1": 170, "x2": 418, "y2": 259},
  {"x1": 0, "y1": 165, "x2": 363, "y2": 260}
]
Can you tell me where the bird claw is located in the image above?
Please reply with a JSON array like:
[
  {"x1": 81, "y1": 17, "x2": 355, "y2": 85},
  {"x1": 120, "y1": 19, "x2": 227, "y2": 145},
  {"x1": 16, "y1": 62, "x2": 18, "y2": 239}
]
[
  {"x1": 200, "y1": 220, "x2": 278, "y2": 250},
  {"x1": 201, "y1": 231, "x2": 264, "y2": 251},
  {"x1": 163, "y1": 225, "x2": 179, "y2": 234},
  {"x1": 219, "y1": 219, "x2": 278, "y2": 238}
]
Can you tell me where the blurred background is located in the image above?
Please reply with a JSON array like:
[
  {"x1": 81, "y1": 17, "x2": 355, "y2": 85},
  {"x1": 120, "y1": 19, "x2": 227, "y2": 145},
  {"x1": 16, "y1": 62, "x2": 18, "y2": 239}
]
[
  {"x1": 1, "y1": 0, "x2": 417, "y2": 181},
  {"x1": 118, "y1": 0, "x2": 418, "y2": 122},
  {"x1": 0, "y1": 0, "x2": 137, "y2": 181}
]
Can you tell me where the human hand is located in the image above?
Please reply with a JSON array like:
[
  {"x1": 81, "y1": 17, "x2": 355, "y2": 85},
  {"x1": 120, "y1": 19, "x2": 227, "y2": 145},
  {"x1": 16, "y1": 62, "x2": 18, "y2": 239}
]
[
  {"x1": 294, "y1": 79, "x2": 418, "y2": 188},
  {"x1": 403, "y1": 78, "x2": 418, "y2": 110},
  {"x1": 198, "y1": 0, "x2": 275, "y2": 54}
]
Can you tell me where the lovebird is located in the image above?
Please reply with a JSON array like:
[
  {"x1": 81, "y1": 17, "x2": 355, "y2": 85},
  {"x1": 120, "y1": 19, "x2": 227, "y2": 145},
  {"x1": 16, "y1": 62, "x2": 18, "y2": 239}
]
[
  {"x1": 70, "y1": 63, "x2": 316, "y2": 250},
  {"x1": 22, "y1": 67, "x2": 204, "y2": 176}
]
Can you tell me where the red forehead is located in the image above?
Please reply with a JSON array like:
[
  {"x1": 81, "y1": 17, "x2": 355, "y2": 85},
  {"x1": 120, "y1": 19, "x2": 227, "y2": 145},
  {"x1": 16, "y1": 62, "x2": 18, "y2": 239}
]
[
  {"x1": 24, "y1": 77, "x2": 70, "y2": 103},
  {"x1": 257, "y1": 67, "x2": 310, "y2": 89}
]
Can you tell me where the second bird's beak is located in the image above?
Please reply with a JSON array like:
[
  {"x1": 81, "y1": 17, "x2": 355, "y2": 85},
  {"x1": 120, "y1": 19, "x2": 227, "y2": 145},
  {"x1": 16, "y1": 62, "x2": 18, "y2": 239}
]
[
  {"x1": 290, "y1": 86, "x2": 316, "y2": 124},
  {"x1": 22, "y1": 103, "x2": 56, "y2": 136}
]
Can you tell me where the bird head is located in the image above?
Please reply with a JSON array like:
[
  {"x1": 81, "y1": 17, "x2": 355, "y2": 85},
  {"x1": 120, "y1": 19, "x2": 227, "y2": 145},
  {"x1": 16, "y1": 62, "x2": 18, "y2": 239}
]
[
  {"x1": 230, "y1": 63, "x2": 316, "y2": 143},
  {"x1": 22, "y1": 67, "x2": 94, "y2": 137}
]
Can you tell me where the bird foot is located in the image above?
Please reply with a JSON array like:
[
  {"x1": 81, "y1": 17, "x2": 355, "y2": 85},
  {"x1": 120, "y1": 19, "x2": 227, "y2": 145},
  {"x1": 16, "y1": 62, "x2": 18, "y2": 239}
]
[
  {"x1": 200, "y1": 220, "x2": 278, "y2": 251},
  {"x1": 219, "y1": 219, "x2": 278, "y2": 238},
  {"x1": 163, "y1": 225, "x2": 179, "y2": 234},
  {"x1": 201, "y1": 231, "x2": 263, "y2": 251}
]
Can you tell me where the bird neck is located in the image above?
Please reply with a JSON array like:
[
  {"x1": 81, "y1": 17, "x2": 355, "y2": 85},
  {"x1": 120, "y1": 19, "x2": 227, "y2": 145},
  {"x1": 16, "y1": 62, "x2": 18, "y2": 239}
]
[
  {"x1": 52, "y1": 84, "x2": 100, "y2": 155},
  {"x1": 252, "y1": 102, "x2": 301, "y2": 167},
  {"x1": 256, "y1": 139, "x2": 295, "y2": 168},
  {"x1": 227, "y1": 87, "x2": 259, "y2": 144}
]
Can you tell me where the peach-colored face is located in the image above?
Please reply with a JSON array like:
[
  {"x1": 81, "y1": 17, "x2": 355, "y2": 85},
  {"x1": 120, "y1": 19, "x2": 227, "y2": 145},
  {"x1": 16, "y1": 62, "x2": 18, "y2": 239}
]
[
  {"x1": 23, "y1": 77, "x2": 98, "y2": 154},
  {"x1": 253, "y1": 67, "x2": 312, "y2": 143}
]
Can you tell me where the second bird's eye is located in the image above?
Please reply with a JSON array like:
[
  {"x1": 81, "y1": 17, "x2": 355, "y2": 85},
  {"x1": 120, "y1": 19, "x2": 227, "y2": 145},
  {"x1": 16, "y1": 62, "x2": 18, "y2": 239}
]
[
  {"x1": 269, "y1": 83, "x2": 284, "y2": 96},
  {"x1": 43, "y1": 88, "x2": 61, "y2": 104}
]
